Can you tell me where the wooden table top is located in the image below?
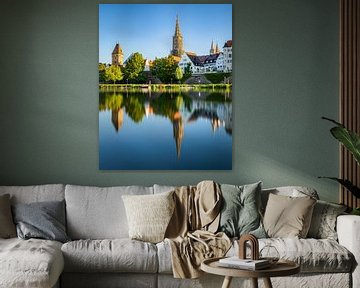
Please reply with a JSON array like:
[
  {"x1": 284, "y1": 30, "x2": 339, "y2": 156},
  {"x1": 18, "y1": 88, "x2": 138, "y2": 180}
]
[{"x1": 201, "y1": 257, "x2": 300, "y2": 278}]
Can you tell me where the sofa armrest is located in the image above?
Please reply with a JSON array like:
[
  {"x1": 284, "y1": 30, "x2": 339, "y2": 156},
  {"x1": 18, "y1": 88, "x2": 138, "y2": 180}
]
[{"x1": 337, "y1": 215, "x2": 360, "y2": 288}]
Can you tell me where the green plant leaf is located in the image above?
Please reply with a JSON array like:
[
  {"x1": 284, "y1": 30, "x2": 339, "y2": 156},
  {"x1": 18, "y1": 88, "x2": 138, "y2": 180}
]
[
  {"x1": 322, "y1": 117, "x2": 360, "y2": 165},
  {"x1": 322, "y1": 116, "x2": 344, "y2": 127},
  {"x1": 318, "y1": 177, "x2": 360, "y2": 198},
  {"x1": 330, "y1": 127, "x2": 360, "y2": 165},
  {"x1": 351, "y1": 208, "x2": 360, "y2": 215}
]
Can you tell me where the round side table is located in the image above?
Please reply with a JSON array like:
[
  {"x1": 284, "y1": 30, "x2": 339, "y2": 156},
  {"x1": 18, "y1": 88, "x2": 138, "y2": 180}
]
[{"x1": 201, "y1": 257, "x2": 300, "y2": 288}]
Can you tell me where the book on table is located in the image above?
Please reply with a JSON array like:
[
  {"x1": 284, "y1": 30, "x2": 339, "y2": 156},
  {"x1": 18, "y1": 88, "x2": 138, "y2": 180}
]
[{"x1": 218, "y1": 257, "x2": 271, "y2": 270}]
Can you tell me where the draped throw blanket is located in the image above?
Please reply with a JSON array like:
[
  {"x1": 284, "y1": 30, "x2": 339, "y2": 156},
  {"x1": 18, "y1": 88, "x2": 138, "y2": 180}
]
[{"x1": 165, "y1": 181, "x2": 231, "y2": 278}]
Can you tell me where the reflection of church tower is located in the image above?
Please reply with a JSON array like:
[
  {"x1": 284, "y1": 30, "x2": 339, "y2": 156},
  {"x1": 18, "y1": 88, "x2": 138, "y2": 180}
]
[
  {"x1": 172, "y1": 117, "x2": 184, "y2": 159},
  {"x1": 111, "y1": 109, "x2": 124, "y2": 132},
  {"x1": 171, "y1": 15, "x2": 184, "y2": 57},
  {"x1": 112, "y1": 43, "x2": 124, "y2": 66}
]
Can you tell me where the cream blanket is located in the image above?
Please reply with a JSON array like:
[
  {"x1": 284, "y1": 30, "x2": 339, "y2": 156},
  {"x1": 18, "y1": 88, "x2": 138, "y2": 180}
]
[{"x1": 165, "y1": 181, "x2": 231, "y2": 278}]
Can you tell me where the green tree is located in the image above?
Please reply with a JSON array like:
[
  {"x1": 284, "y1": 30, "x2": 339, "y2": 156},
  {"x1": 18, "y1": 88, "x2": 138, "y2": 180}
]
[
  {"x1": 124, "y1": 52, "x2": 145, "y2": 83},
  {"x1": 99, "y1": 92, "x2": 124, "y2": 111},
  {"x1": 175, "y1": 66, "x2": 183, "y2": 83},
  {"x1": 183, "y1": 63, "x2": 192, "y2": 80},
  {"x1": 105, "y1": 65, "x2": 123, "y2": 84},
  {"x1": 150, "y1": 56, "x2": 178, "y2": 84},
  {"x1": 99, "y1": 63, "x2": 107, "y2": 83},
  {"x1": 124, "y1": 96, "x2": 145, "y2": 123}
]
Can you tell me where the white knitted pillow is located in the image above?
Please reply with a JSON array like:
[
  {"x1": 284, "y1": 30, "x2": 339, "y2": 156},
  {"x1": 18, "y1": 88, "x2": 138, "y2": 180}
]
[{"x1": 122, "y1": 191, "x2": 175, "y2": 243}]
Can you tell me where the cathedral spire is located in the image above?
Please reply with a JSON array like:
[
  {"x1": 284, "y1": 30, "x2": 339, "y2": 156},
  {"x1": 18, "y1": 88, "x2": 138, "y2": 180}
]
[
  {"x1": 215, "y1": 43, "x2": 220, "y2": 54},
  {"x1": 175, "y1": 14, "x2": 181, "y2": 36},
  {"x1": 171, "y1": 15, "x2": 184, "y2": 57},
  {"x1": 210, "y1": 40, "x2": 216, "y2": 54}
]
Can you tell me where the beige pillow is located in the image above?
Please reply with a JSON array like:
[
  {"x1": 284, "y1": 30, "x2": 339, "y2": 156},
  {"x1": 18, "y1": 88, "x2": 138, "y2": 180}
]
[
  {"x1": 0, "y1": 194, "x2": 16, "y2": 238},
  {"x1": 122, "y1": 191, "x2": 175, "y2": 243},
  {"x1": 263, "y1": 193, "x2": 316, "y2": 238}
]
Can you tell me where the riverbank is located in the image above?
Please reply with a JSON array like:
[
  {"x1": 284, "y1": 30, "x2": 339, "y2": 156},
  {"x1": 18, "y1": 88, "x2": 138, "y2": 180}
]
[{"x1": 99, "y1": 83, "x2": 232, "y2": 92}]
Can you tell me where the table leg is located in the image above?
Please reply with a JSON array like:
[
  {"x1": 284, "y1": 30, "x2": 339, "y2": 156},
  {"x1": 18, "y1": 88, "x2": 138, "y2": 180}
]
[
  {"x1": 221, "y1": 276, "x2": 232, "y2": 288},
  {"x1": 263, "y1": 277, "x2": 273, "y2": 288},
  {"x1": 251, "y1": 278, "x2": 258, "y2": 288}
]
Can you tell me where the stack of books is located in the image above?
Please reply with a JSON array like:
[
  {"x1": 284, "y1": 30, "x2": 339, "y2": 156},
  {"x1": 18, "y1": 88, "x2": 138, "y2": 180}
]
[{"x1": 218, "y1": 257, "x2": 271, "y2": 270}]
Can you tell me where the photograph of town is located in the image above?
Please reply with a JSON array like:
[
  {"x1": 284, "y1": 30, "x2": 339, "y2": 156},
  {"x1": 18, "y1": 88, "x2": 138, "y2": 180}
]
[{"x1": 99, "y1": 4, "x2": 232, "y2": 170}]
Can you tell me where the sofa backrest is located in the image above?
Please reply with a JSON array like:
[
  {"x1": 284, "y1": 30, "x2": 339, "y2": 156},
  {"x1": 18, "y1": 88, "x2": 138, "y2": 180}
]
[
  {"x1": 65, "y1": 184, "x2": 153, "y2": 240},
  {"x1": 153, "y1": 184, "x2": 176, "y2": 194},
  {"x1": 0, "y1": 184, "x2": 65, "y2": 204}
]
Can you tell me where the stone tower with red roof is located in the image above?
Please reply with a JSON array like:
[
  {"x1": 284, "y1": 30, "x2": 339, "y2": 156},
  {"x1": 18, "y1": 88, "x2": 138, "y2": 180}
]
[{"x1": 112, "y1": 43, "x2": 124, "y2": 66}]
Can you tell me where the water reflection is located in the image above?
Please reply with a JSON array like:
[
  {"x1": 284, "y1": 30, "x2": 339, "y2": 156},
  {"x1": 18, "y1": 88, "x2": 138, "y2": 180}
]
[{"x1": 99, "y1": 90, "x2": 232, "y2": 170}]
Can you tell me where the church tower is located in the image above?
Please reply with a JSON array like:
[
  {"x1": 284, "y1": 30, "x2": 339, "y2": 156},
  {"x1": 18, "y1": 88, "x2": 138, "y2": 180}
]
[
  {"x1": 171, "y1": 15, "x2": 184, "y2": 57},
  {"x1": 112, "y1": 43, "x2": 123, "y2": 66},
  {"x1": 215, "y1": 43, "x2": 220, "y2": 54},
  {"x1": 210, "y1": 40, "x2": 216, "y2": 54},
  {"x1": 210, "y1": 41, "x2": 220, "y2": 54}
]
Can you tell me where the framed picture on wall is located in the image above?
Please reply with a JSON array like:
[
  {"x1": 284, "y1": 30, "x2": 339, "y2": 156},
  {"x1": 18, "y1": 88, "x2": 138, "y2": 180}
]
[{"x1": 98, "y1": 4, "x2": 232, "y2": 170}]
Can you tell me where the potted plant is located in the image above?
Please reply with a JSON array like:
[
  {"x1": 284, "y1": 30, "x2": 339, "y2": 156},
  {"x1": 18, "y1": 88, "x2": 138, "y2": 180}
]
[{"x1": 320, "y1": 117, "x2": 360, "y2": 215}]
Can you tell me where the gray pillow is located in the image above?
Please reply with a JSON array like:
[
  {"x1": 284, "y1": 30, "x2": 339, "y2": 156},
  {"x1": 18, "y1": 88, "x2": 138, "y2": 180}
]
[
  {"x1": 307, "y1": 200, "x2": 347, "y2": 240},
  {"x1": 218, "y1": 182, "x2": 266, "y2": 238},
  {"x1": 12, "y1": 200, "x2": 70, "y2": 243},
  {"x1": 0, "y1": 194, "x2": 16, "y2": 238}
]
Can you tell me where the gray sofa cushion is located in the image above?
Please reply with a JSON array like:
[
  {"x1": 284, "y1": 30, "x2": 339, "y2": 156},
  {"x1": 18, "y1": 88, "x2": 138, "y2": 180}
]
[
  {"x1": 0, "y1": 184, "x2": 65, "y2": 204},
  {"x1": 61, "y1": 239, "x2": 158, "y2": 273},
  {"x1": 12, "y1": 200, "x2": 70, "y2": 243},
  {"x1": 65, "y1": 185, "x2": 153, "y2": 239},
  {"x1": 0, "y1": 238, "x2": 64, "y2": 288}
]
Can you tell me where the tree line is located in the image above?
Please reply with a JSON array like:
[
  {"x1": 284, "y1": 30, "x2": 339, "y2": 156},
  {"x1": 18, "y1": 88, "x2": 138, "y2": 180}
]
[{"x1": 99, "y1": 52, "x2": 192, "y2": 84}]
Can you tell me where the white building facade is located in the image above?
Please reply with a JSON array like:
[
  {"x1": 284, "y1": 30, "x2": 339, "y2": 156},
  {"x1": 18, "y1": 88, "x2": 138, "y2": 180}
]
[
  {"x1": 178, "y1": 52, "x2": 225, "y2": 75},
  {"x1": 178, "y1": 40, "x2": 232, "y2": 74},
  {"x1": 222, "y1": 40, "x2": 232, "y2": 72}
]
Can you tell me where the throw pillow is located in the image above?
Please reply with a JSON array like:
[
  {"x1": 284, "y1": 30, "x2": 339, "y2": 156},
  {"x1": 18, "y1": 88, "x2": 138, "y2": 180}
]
[
  {"x1": 307, "y1": 200, "x2": 347, "y2": 240},
  {"x1": 0, "y1": 194, "x2": 17, "y2": 238},
  {"x1": 218, "y1": 182, "x2": 266, "y2": 238},
  {"x1": 12, "y1": 200, "x2": 70, "y2": 243},
  {"x1": 263, "y1": 193, "x2": 316, "y2": 238},
  {"x1": 122, "y1": 191, "x2": 175, "y2": 243}
]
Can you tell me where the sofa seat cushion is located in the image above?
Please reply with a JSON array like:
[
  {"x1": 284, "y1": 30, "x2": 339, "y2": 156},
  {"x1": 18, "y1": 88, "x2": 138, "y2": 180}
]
[
  {"x1": 61, "y1": 239, "x2": 158, "y2": 273},
  {"x1": 157, "y1": 238, "x2": 353, "y2": 274},
  {"x1": 231, "y1": 238, "x2": 353, "y2": 273},
  {"x1": 0, "y1": 238, "x2": 64, "y2": 288}
]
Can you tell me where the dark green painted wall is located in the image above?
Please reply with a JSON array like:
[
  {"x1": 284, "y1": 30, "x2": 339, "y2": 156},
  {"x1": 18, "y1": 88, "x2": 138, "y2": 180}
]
[{"x1": 0, "y1": 0, "x2": 340, "y2": 202}]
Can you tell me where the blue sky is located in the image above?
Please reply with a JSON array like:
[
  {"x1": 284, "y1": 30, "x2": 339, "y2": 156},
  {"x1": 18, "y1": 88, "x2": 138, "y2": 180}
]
[{"x1": 99, "y1": 4, "x2": 232, "y2": 64}]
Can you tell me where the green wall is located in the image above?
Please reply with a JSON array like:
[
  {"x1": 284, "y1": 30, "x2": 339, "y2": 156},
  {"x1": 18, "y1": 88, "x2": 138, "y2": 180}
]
[{"x1": 0, "y1": 0, "x2": 340, "y2": 202}]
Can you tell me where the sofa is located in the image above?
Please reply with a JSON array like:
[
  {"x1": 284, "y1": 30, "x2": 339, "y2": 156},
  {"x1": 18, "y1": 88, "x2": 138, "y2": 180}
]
[{"x1": 0, "y1": 183, "x2": 359, "y2": 288}]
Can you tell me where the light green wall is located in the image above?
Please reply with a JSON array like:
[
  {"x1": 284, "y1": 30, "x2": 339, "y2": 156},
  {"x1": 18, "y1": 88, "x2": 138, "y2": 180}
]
[{"x1": 0, "y1": 0, "x2": 340, "y2": 202}]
